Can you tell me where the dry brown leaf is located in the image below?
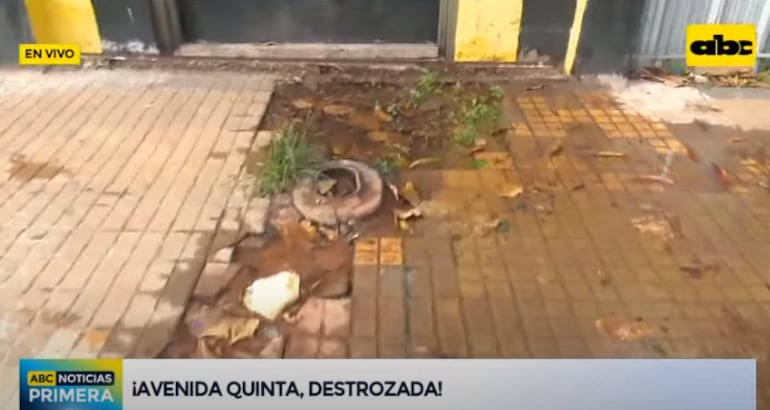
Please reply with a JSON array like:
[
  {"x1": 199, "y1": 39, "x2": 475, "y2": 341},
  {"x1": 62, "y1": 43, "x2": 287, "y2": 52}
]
[
  {"x1": 711, "y1": 162, "x2": 731, "y2": 188},
  {"x1": 318, "y1": 226, "x2": 338, "y2": 241},
  {"x1": 683, "y1": 143, "x2": 700, "y2": 163},
  {"x1": 196, "y1": 339, "x2": 217, "y2": 358},
  {"x1": 470, "y1": 139, "x2": 487, "y2": 154},
  {"x1": 367, "y1": 131, "x2": 390, "y2": 143},
  {"x1": 593, "y1": 151, "x2": 626, "y2": 158},
  {"x1": 597, "y1": 270, "x2": 611, "y2": 286},
  {"x1": 394, "y1": 207, "x2": 423, "y2": 220},
  {"x1": 499, "y1": 183, "x2": 524, "y2": 198},
  {"x1": 200, "y1": 317, "x2": 260, "y2": 345},
  {"x1": 346, "y1": 112, "x2": 382, "y2": 131},
  {"x1": 317, "y1": 179, "x2": 337, "y2": 195},
  {"x1": 387, "y1": 183, "x2": 399, "y2": 200},
  {"x1": 635, "y1": 174, "x2": 675, "y2": 185},
  {"x1": 374, "y1": 104, "x2": 393, "y2": 122},
  {"x1": 300, "y1": 219, "x2": 319, "y2": 236},
  {"x1": 322, "y1": 104, "x2": 354, "y2": 116},
  {"x1": 595, "y1": 315, "x2": 661, "y2": 342},
  {"x1": 728, "y1": 136, "x2": 746, "y2": 143},
  {"x1": 408, "y1": 157, "x2": 440, "y2": 169},
  {"x1": 548, "y1": 143, "x2": 564, "y2": 159},
  {"x1": 401, "y1": 181, "x2": 421, "y2": 207},
  {"x1": 292, "y1": 98, "x2": 315, "y2": 110}
]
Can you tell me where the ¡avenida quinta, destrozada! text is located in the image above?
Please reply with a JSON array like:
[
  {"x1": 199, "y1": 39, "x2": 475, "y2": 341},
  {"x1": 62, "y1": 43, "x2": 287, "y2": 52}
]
[{"x1": 132, "y1": 380, "x2": 444, "y2": 399}]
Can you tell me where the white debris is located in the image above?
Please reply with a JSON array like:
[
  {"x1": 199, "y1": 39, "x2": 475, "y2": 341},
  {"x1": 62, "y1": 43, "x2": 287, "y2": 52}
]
[{"x1": 242, "y1": 270, "x2": 300, "y2": 321}]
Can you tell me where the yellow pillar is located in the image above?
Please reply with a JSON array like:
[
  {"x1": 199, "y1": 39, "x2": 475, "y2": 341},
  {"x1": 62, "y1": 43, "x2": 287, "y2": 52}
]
[
  {"x1": 563, "y1": 0, "x2": 589, "y2": 75},
  {"x1": 24, "y1": 0, "x2": 102, "y2": 53},
  {"x1": 453, "y1": 0, "x2": 523, "y2": 62}
]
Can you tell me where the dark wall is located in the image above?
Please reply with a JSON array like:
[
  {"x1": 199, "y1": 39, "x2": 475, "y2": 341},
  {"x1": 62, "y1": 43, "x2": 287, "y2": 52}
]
[
  {"x1": 91, "y1": 0, "x2": 158, "y2": 53},
  {"x1": 519, "y1": 0, "x2": 575, "y2": 64},
  {"x1": 177, "y1": 0, "x2": 440, "y2": 43},
  {"x1": 0, "y1": 0, "x2": 33, "y2": 64},
  {"x1": 575, "y1": 0, "x2": 645, "y2": 74}
]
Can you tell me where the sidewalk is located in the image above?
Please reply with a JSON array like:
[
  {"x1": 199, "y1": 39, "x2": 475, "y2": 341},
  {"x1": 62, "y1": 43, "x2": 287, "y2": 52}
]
[
  {"x1": 0, "y1": 69, "x2": 274, "y2": 406},
  {"x1": 0, "y1": 67, "x2": 769, "y2": 408}
]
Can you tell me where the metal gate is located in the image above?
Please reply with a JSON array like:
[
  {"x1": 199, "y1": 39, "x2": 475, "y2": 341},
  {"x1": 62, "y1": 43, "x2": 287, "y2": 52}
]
[
  {"x1": 634, "y1": 0, "x2": 770, "y2": 65},
  {"x1": 176, "y1": 0, "x2": 442, "y2": 45}
]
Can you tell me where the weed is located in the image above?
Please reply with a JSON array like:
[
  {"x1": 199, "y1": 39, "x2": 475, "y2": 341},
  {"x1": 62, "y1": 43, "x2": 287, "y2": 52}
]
[
  {"x1": 662, "y1": 59, "x2": 686, "y2": 76},
  {"x1": 759, "y1": 70, "x2": 770, "y2": 85},
  {"x1": 470, "y1": 158, "x2": 489, "y2": 169},
  {"x1": 255, "y1": 121, "x2": 320, "y2": 195},
  {"x1": 408, "y1": 69, "x2": 440, "y2": 107},
  {"x1": 374, "y1": 151, "x2": 407, "y2": 174},
  {"x1": 454, "y1": 86, "x2": 503, "y2": 148}
]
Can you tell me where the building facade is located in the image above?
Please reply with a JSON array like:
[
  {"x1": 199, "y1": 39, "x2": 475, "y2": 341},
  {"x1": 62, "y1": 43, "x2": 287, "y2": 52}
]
[{"x1": 2, "y1": 0, "x2": 769, "y2": 73}]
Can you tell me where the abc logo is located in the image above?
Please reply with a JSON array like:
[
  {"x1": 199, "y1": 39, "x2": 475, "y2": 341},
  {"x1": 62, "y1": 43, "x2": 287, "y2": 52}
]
[{"x1": 690, "y1": 34, "x2": 753, "y2": 56}]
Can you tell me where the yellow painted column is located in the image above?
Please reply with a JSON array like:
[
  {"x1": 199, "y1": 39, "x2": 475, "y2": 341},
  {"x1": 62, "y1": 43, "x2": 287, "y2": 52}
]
[
  {"x1": 563, "y1": 0, "x2": 589, "y2": 74},
  {"x1": 454, "y1": 0, "x2": 523, "y2": 62},
  {"x1": 24, "y1": 0, "x2": 102, "y2": 53}
]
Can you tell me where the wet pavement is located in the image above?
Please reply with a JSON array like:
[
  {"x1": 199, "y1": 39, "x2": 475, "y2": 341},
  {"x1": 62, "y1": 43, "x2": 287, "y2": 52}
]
[
  {"x1": 1, "y1": 65, "x2": 770, "y2": 408},
  {"x1": 0, "y1": 68, "x2": 275, "y2": 407},
  {"x1": 207, "y1": 78, "x2": 770, "y2": 407}
]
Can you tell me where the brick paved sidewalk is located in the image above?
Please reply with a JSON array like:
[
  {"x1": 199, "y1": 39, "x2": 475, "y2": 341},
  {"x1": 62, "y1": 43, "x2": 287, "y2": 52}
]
[{"x1": 0, "y1": 69, "x2": 274, "y2": 407}]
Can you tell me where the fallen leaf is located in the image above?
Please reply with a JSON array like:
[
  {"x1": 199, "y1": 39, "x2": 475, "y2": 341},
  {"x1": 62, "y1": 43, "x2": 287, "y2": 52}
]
[
  {"x1": 711, "y1": 162, "x2": 731, "y2": 188},
  {"x1": 196, "y1": 339, "x2": 217, "y2": 358},
  {"x1": 469, "y1": 139, "x2": 487, "y2": 154},
  {"x1": 571, "y1": 183, "x2": 586, "y2": 191},
  {"x1": 728, "y1": 136, "x2": 746, "y2": 143},
  {"x1": 200, "y1": 317, "x2": 261, "y2": 345},
  {"x1": 292, "y1": 98, "x2": 315, "y2": 110},
  {"x1": 367, "y1": 131, "x2": 390, "y2": 142},
  {"x1": 499, "y1": 183, "x2": 524, "y2": 198},
  {"x1": 318, "y1": 226, "x2": 338, "y2": 241},
  {"x1": 374, "y1": 104, "x2": 393, "y2": 122},
  {"x1": 683, "y1": 143, "x2": 700, "y2": 163},
  {"x1": 526, "y1": 84, "x2": 545, "y2": 91},
  {"x1": 491, "y1": 127, "x2": 510, "y2": 137},
  {"x1": 394, "y1": 207, "x2": 422, "y2": 220},
  {"x1": 597, "y1": 270, "x2": 611, "y2": 286},
  {"x1": 401, "y1": 181, "x2": 421, "y2": 207},
  {"x1": 346, "y1": 112, "x2": 382, "y2": 131},
  {"x1": 680, "y1": 261, "x2": 720, "y2": 279},
  {"x1": 408, "y1": 157, "x2": 440, "y2": 169},
  {"x1": 398, "y1": 220, "x2": 412, "y2": 232},
  {"x1": 593, "y1": 151, "x2": 626, "y2": 158},
  {"x1": 317, "y1": 179, "x2": 337, "y2": 195},
  {"x1": 595, "y1": 315, "x2": 661, "y2": 342},
  {"x1": 548, "y1": 143, "x2": 564, "y2": 159},
  {"x1": 322, "y1": 104, "x2": 354, "y2": 116},
  {"x1": 300, "y1": 219, "x2": 319, "y2": 236},
  {"x1": 387, "y1": 183, "x2": 400, "y2": 199},
  {"x1": 635, "y1": 174, "x2": 675, "y2": 185}
]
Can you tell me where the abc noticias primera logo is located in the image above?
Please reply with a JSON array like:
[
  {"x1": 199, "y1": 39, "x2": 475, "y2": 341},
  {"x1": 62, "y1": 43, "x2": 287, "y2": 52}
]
[
  {"x1": 20, "y1": 359, "x2": 123, "y2": 410},
  {"x1": 686, "y1": 24, "x2": 757, "y2": 67}
]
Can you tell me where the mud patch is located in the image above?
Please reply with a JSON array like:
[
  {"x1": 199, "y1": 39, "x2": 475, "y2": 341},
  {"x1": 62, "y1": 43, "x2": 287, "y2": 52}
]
[{"x1": 260, "y1": 81, "x2": 508, "y2": 171}]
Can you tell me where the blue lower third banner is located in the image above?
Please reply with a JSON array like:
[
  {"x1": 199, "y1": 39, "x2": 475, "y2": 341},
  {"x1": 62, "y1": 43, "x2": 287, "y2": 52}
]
[{"x1": 19, "y1": 359, "x2": 754, "y2": 410}]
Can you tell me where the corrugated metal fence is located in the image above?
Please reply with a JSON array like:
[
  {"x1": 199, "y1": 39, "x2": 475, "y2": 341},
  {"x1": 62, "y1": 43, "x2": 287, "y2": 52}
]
[{"x1": 634, "y1": 0, "x2": 770, "y2": 64}]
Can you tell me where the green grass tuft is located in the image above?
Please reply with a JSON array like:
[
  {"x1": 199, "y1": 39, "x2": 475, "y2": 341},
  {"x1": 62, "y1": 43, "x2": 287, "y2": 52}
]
[{"x1": 256, "y1": 122, "x2": 320, "y2": 196}]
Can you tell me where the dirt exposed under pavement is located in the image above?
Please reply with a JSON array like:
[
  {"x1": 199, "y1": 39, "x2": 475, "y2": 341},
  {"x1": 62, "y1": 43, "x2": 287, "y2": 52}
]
[
  {"x1": 260, "y1": 81, "x2": 509, "y2": 170},
  {"x1": 160, "y1": 71, "x2": 516, "y2": 358}
]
